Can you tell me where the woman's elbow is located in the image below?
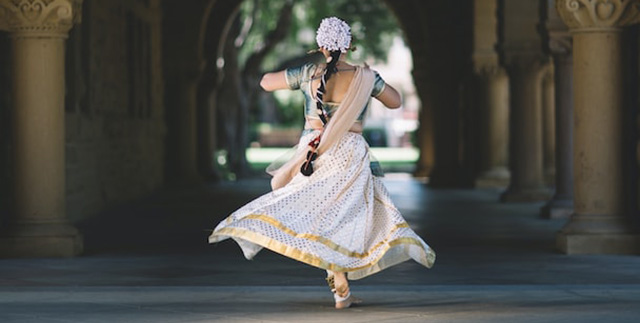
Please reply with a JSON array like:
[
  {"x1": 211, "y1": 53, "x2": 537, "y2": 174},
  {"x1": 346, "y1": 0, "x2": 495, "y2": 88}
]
[
  {"x1": 386, "y1": 97, "x2": 402, "y2": 109},
  {"x1": 378, "y1": 86, "x2": 402, "y2": 109},
  {"x1": 383, "y1": 93, "x2": 402, "y2": 109},
  {"x1": 259, "y1": 75, "x2": 271, "y2": 91}
]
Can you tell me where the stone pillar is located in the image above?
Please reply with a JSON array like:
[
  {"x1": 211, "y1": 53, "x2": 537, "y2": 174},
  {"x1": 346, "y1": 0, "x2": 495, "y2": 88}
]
[
  {"x1": 474, "y1": 69, "x2": 510, "y2": 187},
  {"x1": 166, "y1": 71, "x2": 202, "y2": 184},
  {"x1": 420, "y1": 2, "x2": 470, "y2": 188},
  {"x1": 385, "y1": 1, "x2": 436, "y2": 180},
  {"x1": 541, "y1": 63, "x2": 556, "y2": 186},
  {"x1": 163, "y1": 0, "x2": 211, "y2": 185},
  {"x1": 541, "y1": 1, "x2": 575, "y2": 219},
  {"x1": 0, "y1": 0, "x2": 83, "y2": 257},
  {"x1": 556, "y1": 0, "x2": 640, "y2": 254},
  {"x1": 413, "y1": 68, "x2": 435, "y2": 178},
  {"x1": 197, "y1": 80, "x2": 221, "y2": 180},
  {"x1": 472, "y1": 0, "x2": 510, "y2": 188},
  {"x1": 500, "y1": 0, "x2": 552, "y2": 202}
]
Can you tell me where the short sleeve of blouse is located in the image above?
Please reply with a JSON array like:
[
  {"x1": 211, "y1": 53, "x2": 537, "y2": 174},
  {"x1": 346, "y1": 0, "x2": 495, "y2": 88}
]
[
  {"x1": 371, "y1": 71, "x2": 387, "y2": 97},
  {"x1": 285, "y1": 63, "x2": 313, "y2": 90}
]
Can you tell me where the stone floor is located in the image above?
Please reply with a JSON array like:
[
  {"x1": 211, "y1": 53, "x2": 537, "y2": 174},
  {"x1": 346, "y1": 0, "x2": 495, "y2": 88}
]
[{"x1": 1, "y1": 175, "x2": 639, "y2": 322}]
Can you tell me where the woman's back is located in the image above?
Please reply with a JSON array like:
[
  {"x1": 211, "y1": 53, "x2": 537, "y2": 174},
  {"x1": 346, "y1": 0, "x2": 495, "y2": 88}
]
[{"x1": 311, "y1": 64, "x2": 356, "y2": 104}]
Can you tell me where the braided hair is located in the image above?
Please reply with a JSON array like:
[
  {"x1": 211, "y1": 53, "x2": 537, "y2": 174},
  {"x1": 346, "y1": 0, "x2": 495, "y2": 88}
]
[
  {"x1": 315, "y1": 50, "x2": 342, "y2": 125},
  {"x1": 300, "y1": 50, "x2": 342, "y2": 176}
]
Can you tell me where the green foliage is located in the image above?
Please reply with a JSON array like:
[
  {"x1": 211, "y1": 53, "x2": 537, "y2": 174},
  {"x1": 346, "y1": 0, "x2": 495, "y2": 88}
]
[
  {"x1": 236, "y1": 0, "x2": 401, "y2": 130},
  {"x1": 302, "y1": 0, "x2": 400, "y2": 62},
  {"x1": 237, "y1": 0, "x2": 401, "y2": 71},
  {"x1": 274, "y1": 92, "x2": 305, "y2": 126}
]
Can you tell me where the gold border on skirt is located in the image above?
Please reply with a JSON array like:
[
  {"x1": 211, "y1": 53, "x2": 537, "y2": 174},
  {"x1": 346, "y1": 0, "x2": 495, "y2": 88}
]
[
  {"x1": 212, "y1": 226, "x2": 435, "y2": 273},
  {"x1": 232, "y1": 213, "x2": 411, "y2": 259}
]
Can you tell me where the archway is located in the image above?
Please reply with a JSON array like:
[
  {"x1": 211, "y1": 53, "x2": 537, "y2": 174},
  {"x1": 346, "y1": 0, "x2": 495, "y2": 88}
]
[{"x1": 193, "y1": 0, "x2": 438, "y2": 183}]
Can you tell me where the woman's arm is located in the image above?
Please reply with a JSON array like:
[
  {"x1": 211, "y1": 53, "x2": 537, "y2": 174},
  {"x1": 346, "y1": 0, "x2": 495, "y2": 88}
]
[
  {"x1": 260, "y1": 70, "x2": 290, "y2": 92},
  {"x1": 375, "y1": 83, "x2": 402, "y2": 109}
]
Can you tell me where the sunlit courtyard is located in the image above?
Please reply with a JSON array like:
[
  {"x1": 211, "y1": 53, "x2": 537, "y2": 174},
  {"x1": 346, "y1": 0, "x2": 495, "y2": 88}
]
[{"x1": 246, "y1": 146, "x2": 419, "y2": 173}]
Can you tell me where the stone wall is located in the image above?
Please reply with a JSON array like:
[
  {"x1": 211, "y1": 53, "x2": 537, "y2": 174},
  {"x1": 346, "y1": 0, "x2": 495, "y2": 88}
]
[
  {"x1": 636, "y1": 25, "x2": 640, "y2": 216},
  {"x1": 63, "y1": 0, "x2": 165, "y2": 222},
  {"x1": 623, "y1": 25, "x2": 639, "y2": 217},
  {"x1": 0, "y1": 0, "x2": 164, "y2": 224},
  {"x1": 0, "y1": 33, "x2": 9, "y2": 222}
]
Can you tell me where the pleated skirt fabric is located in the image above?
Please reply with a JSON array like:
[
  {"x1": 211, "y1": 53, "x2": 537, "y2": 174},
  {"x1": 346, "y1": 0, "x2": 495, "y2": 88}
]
[{"x1": 209, "y1": 131, "x2": 435, "y2": 280}]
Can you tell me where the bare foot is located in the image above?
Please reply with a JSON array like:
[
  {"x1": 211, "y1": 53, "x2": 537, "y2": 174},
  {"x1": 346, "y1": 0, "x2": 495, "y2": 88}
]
[
  {"x1": 332, "y1": 272, "x2": 362, "y2": 309},
  {"x1": 335, "y1": 294, "x2": 362, "y2": 309}
]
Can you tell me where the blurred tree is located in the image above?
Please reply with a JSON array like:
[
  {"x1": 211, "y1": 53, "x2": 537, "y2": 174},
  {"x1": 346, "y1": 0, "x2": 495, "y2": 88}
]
[
  {"x1": 216, "y1": 0, "x2": 400, "y2": 177},
  {"x1": 242, "y1": 0, "x2": 400, "y2": 71}
]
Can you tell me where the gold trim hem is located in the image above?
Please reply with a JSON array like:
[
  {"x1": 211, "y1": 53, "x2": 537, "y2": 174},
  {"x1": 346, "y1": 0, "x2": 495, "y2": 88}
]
[
  {"x1": 232, "y1": 213, "x2": 410, "y2": 259},
  {"x1": 210, "y1": 226, "x2": 435, "y2": 280}
]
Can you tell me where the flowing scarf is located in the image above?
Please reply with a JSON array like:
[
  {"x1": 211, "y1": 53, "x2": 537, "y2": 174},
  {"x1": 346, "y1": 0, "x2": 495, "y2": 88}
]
[{"x1": 269, "y1": 66, "x2": 376, "y2": 190}]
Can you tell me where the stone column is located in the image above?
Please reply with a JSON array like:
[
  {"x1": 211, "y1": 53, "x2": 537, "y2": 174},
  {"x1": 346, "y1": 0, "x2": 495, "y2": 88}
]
[
  {"x1": 413, "y1": 68, "x2": 436, "y2": 178},
  {"x1": 197, "y1": 80, "x2": 221, "y2": 180},
  {"x1": 500, "y1": 0, "x2": 552, "y2": 202},
  {"x1": 556, "y1": 0, "x2": 640, "y2": 254},
  {"x1": 420, "y1": 2, "x2": 470, "y2": 188},
  {"x1": 474, "y1": 69, "x2": 510, "y2": 188},
  {"x1": 473, "y1": 0, "x2": 510, "y2": 188},
  {"x1": 541, "y1": 63, "x2": 556, "y2": 186},
  {"x1": 0, "y1": 0, "x2": 83, "y2": 257},
  {"x1": 163, "y1": 0, "x2": 211, "y2": 185},
  {"x1": 541, "y1": 2, "x2": 574, "y2": 219},
  {"x1": 385, "y1": 1, "x2": 436, "y2": 180},
  {"x1": 166, "y1": 71, "x2": 202, "y2": 184}
]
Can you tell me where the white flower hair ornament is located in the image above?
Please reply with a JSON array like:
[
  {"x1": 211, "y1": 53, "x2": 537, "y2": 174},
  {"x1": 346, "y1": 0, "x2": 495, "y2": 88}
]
[{"x1": 315, "y1": 17, "x2": 352, "y2": 53}]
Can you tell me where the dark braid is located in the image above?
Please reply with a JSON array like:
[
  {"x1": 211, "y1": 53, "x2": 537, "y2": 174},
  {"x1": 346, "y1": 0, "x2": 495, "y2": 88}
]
[
  {"x1": 300, "y1": 50, "x2": 342, "y2": 176},
  {"x1": 315, "y1": 50, "x2": 342, "y2": 125}
]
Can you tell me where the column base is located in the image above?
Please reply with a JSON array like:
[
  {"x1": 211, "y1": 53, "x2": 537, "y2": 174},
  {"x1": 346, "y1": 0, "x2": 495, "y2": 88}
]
[
  {"x1": 429, "y1": 166, "x2": 473, "y2": 188},
  {"x1": 0, "y1": 222, "x2": 83, "y2": 258},
  {"x1": 500, "y1": 187, "x2": 552, "y2": 203},
  {"x1": 557, "y1": 231, "x2": 640, "y2": 255},
  {"x1": 413, "y1": 167, "x2": 431, "y2": 179},
  {"x1": 540, "y1": 197, "x2": 573, "y2": 219},
  {"x1": 475, "y1": 167, "x2": 510, "y2": 188},
  {"x1": 544, "y1": 167, "x2": 556, "y2": 187}
]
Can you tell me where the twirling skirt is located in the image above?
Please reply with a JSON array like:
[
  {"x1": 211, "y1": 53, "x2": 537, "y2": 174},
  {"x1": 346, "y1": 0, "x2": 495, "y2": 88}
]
[{"x1": 209, "y1": 131, "x2": 435, "y2": 280}]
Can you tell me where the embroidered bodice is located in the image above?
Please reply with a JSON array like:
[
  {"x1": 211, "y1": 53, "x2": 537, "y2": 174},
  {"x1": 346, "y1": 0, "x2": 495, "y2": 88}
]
[{"x1": 285, "y1": 62, "x2": 386, "y2": 122}]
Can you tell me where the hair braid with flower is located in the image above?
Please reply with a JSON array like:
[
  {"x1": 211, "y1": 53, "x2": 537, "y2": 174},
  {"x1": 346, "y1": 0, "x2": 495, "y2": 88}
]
[
  {"x1": 300, "y1": 51, "x2": 341, "y2": 176},
  {"x1": 300, "y1": 17, "x2": 352, "y2": 176}
]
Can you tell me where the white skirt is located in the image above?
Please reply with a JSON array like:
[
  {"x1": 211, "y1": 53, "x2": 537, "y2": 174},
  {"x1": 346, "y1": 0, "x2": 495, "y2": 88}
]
[{"x1": 209, "y1": 131, "x2": 435, "y2": 280}]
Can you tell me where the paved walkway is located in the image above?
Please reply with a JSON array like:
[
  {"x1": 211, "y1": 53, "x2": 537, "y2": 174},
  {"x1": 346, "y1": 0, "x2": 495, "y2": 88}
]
[{"x1": 1, "y1": 176, "x2": 639, "y2": 322}]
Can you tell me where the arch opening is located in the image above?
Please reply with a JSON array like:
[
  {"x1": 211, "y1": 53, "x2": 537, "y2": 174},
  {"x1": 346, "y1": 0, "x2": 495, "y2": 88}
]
[{"x1": 198, "y1": 0, "x2": 424, "y2": 181}]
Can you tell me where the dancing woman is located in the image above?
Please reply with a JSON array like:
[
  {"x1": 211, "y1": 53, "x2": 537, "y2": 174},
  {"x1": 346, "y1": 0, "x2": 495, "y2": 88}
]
[{"x1": 209, "y1": 17, "x2": 435, "y2": 309}]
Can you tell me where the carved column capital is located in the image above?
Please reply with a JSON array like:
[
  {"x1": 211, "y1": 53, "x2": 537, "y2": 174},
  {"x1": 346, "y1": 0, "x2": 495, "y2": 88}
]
[
  {"x1": 549, "y1": 31, "x2": 573, "y2": 55},
  {"x1": 503, "y1": 52, "x2": 548, "y2": 76},
  {"x1": 473, "y1": 52, "x2": 502, "y2": 77},
  {"x1": 0, "y1": 0, "x2": 82, "y2": 38},
  {"x1": 556, "y1": 0, "x2": 640, "y2": 32},
  {"x1": 474, "y1": 64, "x2": 505, "y2": 79},
  {"x1": 547, "y1": 0, "x2": 573, "y2": 55}
]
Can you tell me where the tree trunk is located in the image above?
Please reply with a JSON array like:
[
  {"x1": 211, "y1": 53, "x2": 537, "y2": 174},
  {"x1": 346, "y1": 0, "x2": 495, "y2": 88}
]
[{"x1": 216, "y1": 1, "x2": 294, "y2": 178}]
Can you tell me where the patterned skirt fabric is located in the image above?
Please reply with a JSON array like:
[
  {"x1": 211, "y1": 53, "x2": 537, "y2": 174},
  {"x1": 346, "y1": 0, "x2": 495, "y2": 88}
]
[{"x1": 209, "y1": 131, "x2": 435, "y2": 280}]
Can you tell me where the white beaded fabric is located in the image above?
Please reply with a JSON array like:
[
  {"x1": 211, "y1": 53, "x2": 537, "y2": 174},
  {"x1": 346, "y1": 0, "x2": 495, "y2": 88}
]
[{"x1": 209, "y1": 131, "x2": 435, "y2": 280}]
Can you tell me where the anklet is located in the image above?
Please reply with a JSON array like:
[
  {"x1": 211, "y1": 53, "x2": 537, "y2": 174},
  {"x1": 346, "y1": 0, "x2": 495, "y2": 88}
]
[
  {"x1": 325, "y1": 275, "x2": 336, "y2": 292},
  {"x1": 334, "y1": 291, "x2": 351, "y2": 302}
]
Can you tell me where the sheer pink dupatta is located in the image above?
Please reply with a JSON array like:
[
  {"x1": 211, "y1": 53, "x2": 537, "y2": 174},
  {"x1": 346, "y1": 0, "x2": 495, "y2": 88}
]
[{"x1": 269, "y1": 66, "x2": 376, "y2": 190}]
